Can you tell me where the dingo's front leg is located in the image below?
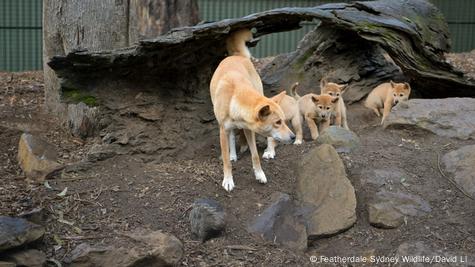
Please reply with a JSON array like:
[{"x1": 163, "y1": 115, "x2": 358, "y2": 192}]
[
  {"x1": 306, "y1": 115, "x2": 319, "y2": 140},
  {"x1": 220, "y1": 126, "x2": 234, "y2": 191},
  {"x1": 243, "y1": 129, "x2": 267, "y2": 184},
  {"x1": 381, "y1": 99, "x2": 392, "y2": 125},
  {"x1": 263, "y1": 137, "x2": 277, "y2": 159},
  {"x1": 292, "y1": 116, "x2": 303, "y2": 145},
  {"x1": 228, "y1": 129, "x2": 237, "y2": 162}
]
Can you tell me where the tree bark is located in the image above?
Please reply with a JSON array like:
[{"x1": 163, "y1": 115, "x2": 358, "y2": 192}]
[
  {"x1": 129, "y1": 0, "x2": 199, "y2": 42},
  {"x1": 43, "y1": 0, "x2": 199, "y2": 138}
]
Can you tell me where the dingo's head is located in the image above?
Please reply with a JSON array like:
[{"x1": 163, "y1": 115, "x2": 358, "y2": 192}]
[
  {"x1": 390, "y1": 81, "x2": 411, "y2": 106},
  {"x1": 320, "y1": 79, "x2": 347, "y2": 101},
  {"x1": 311, "y1": 93, "x2": 338, "y2": 120},
  {"x1": 254, "y1": 92, "x2": 295, "y2": 143}
]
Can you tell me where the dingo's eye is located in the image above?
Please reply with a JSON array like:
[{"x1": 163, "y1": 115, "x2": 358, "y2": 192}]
[
  {"x1": 275, "y1": 120, "x2": 282, "y2": 126},
  {"x1": 336, "y1": 93, "x2": 340, "y2": 96},
  {"x1": 393, "y1": 94, "x2": 397, "y2": 97},
  {"x1": 318, "y1": 105, "x2": 323, "y2": 109},
  {"x1": 328, "y1": 92, "x2": 333, "y2": 96},
  {"x1": 326, "y1": 107, "x2": 330, "y2": 110},
  {"x1": 399, "y1": 94, "x2": 404, "y2": 97}
]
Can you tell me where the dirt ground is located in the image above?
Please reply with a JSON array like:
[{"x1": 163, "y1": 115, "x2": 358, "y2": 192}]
[{"x1": 1, "y1": 51, "x2": 475, "y2": 266}]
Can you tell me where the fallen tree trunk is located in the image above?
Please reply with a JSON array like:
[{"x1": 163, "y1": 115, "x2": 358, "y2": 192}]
[{"x1": 49, "y1": 0, "x2": 475, "y2": 99}]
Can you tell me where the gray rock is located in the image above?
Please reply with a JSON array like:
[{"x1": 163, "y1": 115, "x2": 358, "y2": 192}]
[
  {"x1": 0, "y1": 262, "x2": 15, "y2": 267},
  {"x1": 368, "y1": 190, "x2": 431, "y2": 229},
  {"x1": 189, "y1": 198, "x2": 226, "y2": 242},
  {"x1": 0, "y1": 216, "x2": 45, "y2": 252},
  {"x1": 17, "y1": 133, "x2": 60, "y2": 182},
  {"x1": 442, "y1": 145, "x2": 475, "y2": 199},
  {"x1": 368, "y1": 202, "x2": 405, "y2": 229},
  {"x1": 296, "y1": 144, "x2": 357, "y2": 238},
  {"x1": 68, "y1": 230, "x2": 183, "y2": 267},
  {"x1": 247, "y1": 192, "x2": 307, "y2": 251},
  {"x1": 360, "y1": 168, "x2": 408, "y2": 186},
  {"x1": 5, "y1": 249, "x2": 46, "y2": 267},
  {"x1": 384, "y1": 98, "x2": 475, "y2": 140},
  {"x1": 316, "y1": 126, "x2": 361, "y2": 153}
]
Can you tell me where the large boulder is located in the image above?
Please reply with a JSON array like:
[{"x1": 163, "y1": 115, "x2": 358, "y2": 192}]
[
  {"x1": 68, "y1": 230, "x2": 183, "y2": 267},
  {"x1": 442, "y1": 145, "x2": 475, "y2": 199},
  {"x1": 316, "y1": 126, "x2": 361, "y2": 153},
  {"x1": 296, "y1": 144, "x2": 357, "y2": 238},
  {"x1": 368, "y1": 190, "x2": 431, "y2": 229},
  {"x1": 189, "y1": 198, "x2": 226, "y2": 242},
  {"x1": 384, "y1": 98, "x2": 475, "y2": 140},
  {"x1": 17, "y1": 133, "x2": 60, "y2": 182},
  {"x1": 0, "y1": 216, "x2": 45, "y2": 252},
  {"x1": 247, "y1": 193, "x2": 307, "y2": 251}
]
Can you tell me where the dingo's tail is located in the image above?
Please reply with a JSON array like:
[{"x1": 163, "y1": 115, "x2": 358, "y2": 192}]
[
  {"x1": 226, "y1": 29, "x2": 252, "y2": 58},
  {"x1": 289, "y1": 82, "x2": 300, "y2": 100}
]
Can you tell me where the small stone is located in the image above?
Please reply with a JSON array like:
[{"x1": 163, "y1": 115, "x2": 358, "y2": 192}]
[
  {"x1": 368, "y1": 202, "x2": 405, "y2": 228},
  {"x1": 189, "y1": 198, "x2": 226, "y2": 241},
  {"x1": 0, "y1": 216, "x2": 45, "y2": 252},
  {"x1": 247, "y1": 192, "x2": 307, "y2": 251},
  {"x1": 17, "y1": 133, "x2": 60, "y2": 182},
  {"x1": 316, "y1": 126, "x2": 361, "y2": 153}
]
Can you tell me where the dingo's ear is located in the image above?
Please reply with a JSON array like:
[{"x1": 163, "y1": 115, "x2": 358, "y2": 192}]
[
  {"x1": 320, "y1": 78, "x2": 328, "y2": 89},
  {"x1": 271, "y1": 91, "x2": 287, "y2": 104},
  {"x1": 311, "y1": 95, "x2": 319, "y2": 103},
  {"x1": 258, "y1": 105, "x2": 271, "y2": 121},
  {"x1": 404, "y1": 82, "x2": 411, "y2": 90},
  {"x1": 339, "y1": 83, "x2": 348, "y2": 92},
  {"x1": 390, "y1": 80, "x2": 396, "y2": 88},
  {"x1": 331, "y1": 97, "x2": 339, "y2": 103}
]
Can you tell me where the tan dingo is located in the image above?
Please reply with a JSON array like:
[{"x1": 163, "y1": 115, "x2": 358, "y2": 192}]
[
  {"x1": 365, "y1": 81, "x2": 411, "y2": 124},
  {"x1": 263, "y1": 83, "x2": 303, "y2": 159},
  {"x1": 209, "y1": 29, "x2": 295, "y2": 192},
  {"x1": 320, "y1": 79, "x2": 350, "y2": 130}
]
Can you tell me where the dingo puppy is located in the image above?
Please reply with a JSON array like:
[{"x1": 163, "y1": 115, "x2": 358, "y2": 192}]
[
  {"x1": 365, "y1": 81, "x2": 411, "y2": 124},
  {"x1": 320, "y1": 79, "x2": 349, "y2": 130},
  {"x1": 263, "y1": 83, "x2": 303, "y2": 159},
  {"x1": 210, "y1": 29, "x2": 295, "y2": 192},
  {"x1": 294, "y1": 92, "x2": 338, "y2": 140}
]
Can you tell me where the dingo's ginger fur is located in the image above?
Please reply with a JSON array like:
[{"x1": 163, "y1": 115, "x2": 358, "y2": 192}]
[
  {"x1": 365, "y1": 81, "x2": 411, "y2": 124},
  {"x1": 263, "y1": 83, "x2": 303, "y2": 159},
  {"x1": 210, "y1": 29, "x2": 295, "y2": 192},
  {"x1": 320, "y1": 79, "x2": 349, "y2": 130},
  {"x1": 294, "y1": 90, "x2": 338, "y2": 140}
]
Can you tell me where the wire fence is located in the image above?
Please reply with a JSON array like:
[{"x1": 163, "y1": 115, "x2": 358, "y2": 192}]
[{"x1": 0, "y1": 0, "x2": 474, "y2": 71}]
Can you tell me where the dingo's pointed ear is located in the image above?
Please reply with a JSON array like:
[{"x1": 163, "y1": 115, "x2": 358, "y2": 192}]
[
  {"x1": 258, "y1": 105, "x2": 271, "y2": 121},
  {"x1": 404, "y1": 82, "x2": 411, "y2": 90},
  {"x1": 320, "y1": 78, "x2": 328, "y2": 89},
  {"x1": 390, "y1": 80, "x2": 396, "y2": 88},
  {"x1": 271, "y1": 91, "x2": 287, "y2": 104},
  {"x1": 311, "y1": 95, "x2": 319, "y2": 103},
  {"x1": 339, "y1": 83, "x2": 348, "y2": 92}
]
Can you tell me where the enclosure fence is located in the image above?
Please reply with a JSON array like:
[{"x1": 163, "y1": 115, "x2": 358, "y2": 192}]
[{"x1": 0, "y1": 0, "x2": 474, "y2": 71}]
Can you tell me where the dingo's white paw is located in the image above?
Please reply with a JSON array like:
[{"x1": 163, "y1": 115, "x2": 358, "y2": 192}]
[
  {"x1": 262, "y1": 150, "x2": 275, "y2": 160},
  {"x1": 222, "y1": 176, "x2": 235, "y2": 192},
  {"x1": 293, "y1": 139, "x2": 302, "y2": 145},
  {"x1": 255, "y1": 169, "x2": 267, "y2": 184},
  {"x1": 230, "y1": 153, "x2": 238, "y2": 162}
]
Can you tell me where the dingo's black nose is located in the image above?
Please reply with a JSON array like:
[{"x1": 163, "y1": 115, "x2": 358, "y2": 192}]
[
  {"x1": 321, "y1": 114, "x2": 326, "y2": 118},
  {"x1": 290, "y1": 134, "x2": 296, "y2": 142},
  {"x1": 395, "y1": 100, "x2": 399, "y2": 104}
]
